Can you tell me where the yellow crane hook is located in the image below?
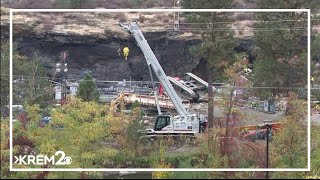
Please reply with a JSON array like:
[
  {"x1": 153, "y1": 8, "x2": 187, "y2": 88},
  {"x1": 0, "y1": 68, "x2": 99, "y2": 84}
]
[{"x1": 123, "y1": 47, "x2": 129, "y2": 60}]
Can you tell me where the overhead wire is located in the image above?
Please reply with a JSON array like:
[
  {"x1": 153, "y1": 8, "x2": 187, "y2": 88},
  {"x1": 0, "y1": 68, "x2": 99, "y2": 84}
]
[
  {"x1": 3, "y1": 74, "x2": 319, "y2": 90},
  {"x1": 11, "y1": 24, "x2": 313, "y2": 32},
  {"x1": 10, "y1": 15, "x2": 317, "y2": 33},
  {"x1": 4, "y1": 16, "x2": 318, "y2": 92}
]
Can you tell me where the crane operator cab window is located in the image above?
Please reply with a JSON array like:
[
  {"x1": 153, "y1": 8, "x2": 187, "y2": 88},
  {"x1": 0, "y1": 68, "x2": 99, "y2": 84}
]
[{"x1": 154, "y1": 115, "x2": 171, "y2": 131}]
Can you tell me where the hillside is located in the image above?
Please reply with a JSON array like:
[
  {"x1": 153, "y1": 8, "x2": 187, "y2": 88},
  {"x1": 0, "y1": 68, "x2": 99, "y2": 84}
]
[{"x1": 1, "y1": 8, "x2": 255, "y2": 81}]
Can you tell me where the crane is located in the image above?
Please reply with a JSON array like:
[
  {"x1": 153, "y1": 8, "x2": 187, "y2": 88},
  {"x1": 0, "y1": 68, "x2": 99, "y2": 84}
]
[{"x1": 119, "y1": 21, "x2": 206, "y2": 137}]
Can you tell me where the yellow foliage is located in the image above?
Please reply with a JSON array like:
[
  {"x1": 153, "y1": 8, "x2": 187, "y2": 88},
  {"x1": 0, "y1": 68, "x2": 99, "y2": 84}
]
[
  {"x1": 306, "y1": 175, "x2": 320, "y2": 179},
  {"x1": 25, "y1": 104, "x2": 41, "y2": 124},
  {"x1": 98, "y1": 148, "x2": 118, "y2": 158},
  {"x1": 106, "y1": 114, "x2": 125, "y2": 134},
  {"x1": 152, "y1": 163, "x2": 173, "y2": 179},
  {"x1": 152, "y1": 140, "x2": 173, "y2": 179},
  {"x1": 1, "y1": 119, "x2": 9, "y2": 150}
]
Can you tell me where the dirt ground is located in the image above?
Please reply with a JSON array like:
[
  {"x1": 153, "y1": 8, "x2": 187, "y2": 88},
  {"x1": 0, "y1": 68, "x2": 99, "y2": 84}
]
[
  {"x1": 189, "y1": 103, "x2": 286, "y2": 126},
  {"x1": 237, "y1": 106, "x2": 285, "y2": 125}
]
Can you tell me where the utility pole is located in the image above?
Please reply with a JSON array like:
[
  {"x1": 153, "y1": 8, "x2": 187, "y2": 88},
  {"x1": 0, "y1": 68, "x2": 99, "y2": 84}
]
[
  {"x1": 266, "y1": 127, "x2": 269, "y2": 179},
  {"x1": 173, "y1": 0, "x2": 180, "y2": 31},
  {"x1": 264, "y1": 120, "x2": 272, "y2": 179},
  {"x1": 61, "y1": 51, "x2": 68, "y2": 105}
]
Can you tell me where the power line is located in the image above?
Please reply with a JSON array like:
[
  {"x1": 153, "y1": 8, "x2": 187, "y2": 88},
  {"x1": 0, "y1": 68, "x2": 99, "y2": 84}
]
[
  {"x1": 145, "y1": 28, "x2": 309, "y2": 32},
  {"x1": 221, "y1": 86, "x2": 313, "y2": 90},
  {"x1": 12, "y1": 22, "x2": 310, "y2": 28},
  {"x1": 170, "y1": 20, "x2": 310, "y2": 25},
  {"x1": 3, "y1": 74, "x2": 318, "y2": 90},
  {"x1": 11, "y1": 25, "x2": 312, "y2": 32},
  {"x1": 9, "y1": 17, "x2": 320, "y2": 24},
  {"x1": 10, "y1": 17, "x2": 319, "y2": 25},
  {"x1": 149, "y1": 27, "x2": 308, "y2": 30},
  {"x1": 9, "y1": 20, "x2": 311, "y2": 25}
]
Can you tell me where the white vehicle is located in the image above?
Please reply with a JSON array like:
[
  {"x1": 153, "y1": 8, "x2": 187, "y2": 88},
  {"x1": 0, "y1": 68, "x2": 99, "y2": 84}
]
[{"x1": 119, "y1": 21, "x2": 207, "y2": 137}]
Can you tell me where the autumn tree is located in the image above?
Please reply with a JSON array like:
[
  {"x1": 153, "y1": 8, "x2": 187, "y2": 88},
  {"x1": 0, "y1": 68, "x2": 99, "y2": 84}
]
[
  {"x1": 125, "y1": 105, "x2": 146, "y2": 157},
  {"x1": 152, "y1": 140, "x2": 172, "y2": 179},
  {"x1": 22, "y1": 99, "x2": 115, "y2": 178},
  {"x1": 25, "y1": 52, "x2": 53, "y2": 107},
  {"x1": 12, "y1": 49, "x2": 52, "y2": 108},
  {"x1": 270, "y1": 93, "x2": 308, "y2": 178},
  {"x1": 222, "y1": 53, "x2": 251, "y2": 135},
  {"x1": 307, "y1": 124, "x2": 320, "y2": 178},
  {"x1": 1, "y1": 106, "x2": 43, "y2": 178},
  {"x1": 1, "y1": 42, "x2": 52, "y2": 117}
]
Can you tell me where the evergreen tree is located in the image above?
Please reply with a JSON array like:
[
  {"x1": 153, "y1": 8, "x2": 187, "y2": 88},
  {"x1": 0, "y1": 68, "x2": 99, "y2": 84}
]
[
  {"x1": 311, "y1": 33, "x2": 320, "y2": 100},
  {"x1": 182, "y1": 0, "x2": 236, "y2": 129},
  {"x1": 55, "y1": 0, "x2": 90, "y2": 8},
  {"x1": 253, "y1": 0, "x2": 320, "y2": 99},
  {"x1": 76, "y1": 71, "x2": 100, "y2": 102},
  {"x1": 312, "y1": 32, "x2": 320, "y2": 84}
]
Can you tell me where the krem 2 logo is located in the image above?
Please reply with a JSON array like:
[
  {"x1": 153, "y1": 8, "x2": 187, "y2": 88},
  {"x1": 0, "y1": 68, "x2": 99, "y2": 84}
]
[{"x1": 14, "y1": 151, "x2": 72, "y2": 165}]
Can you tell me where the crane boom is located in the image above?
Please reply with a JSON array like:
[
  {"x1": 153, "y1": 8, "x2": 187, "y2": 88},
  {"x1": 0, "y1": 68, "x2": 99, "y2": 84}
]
[{"x1": 119, "y1": 21, "x2": 189, "y2": 118}]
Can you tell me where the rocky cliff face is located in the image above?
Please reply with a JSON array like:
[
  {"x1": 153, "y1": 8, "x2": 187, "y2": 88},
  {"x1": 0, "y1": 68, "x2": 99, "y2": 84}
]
[
  {"x1": 1, "y1": 11, "x2": 255, "y2": 82},
  {"x1": 10, "y1": 29, "x2": 203, "y2": 81}
]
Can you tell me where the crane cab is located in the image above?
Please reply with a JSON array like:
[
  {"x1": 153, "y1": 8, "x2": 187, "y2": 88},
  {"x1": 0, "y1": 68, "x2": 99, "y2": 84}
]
[
  {"x1": 153, "y1": 114, "x2": 203, "y2": 133},
  {"x1": 154, "y1": 115, "x2": 172, "y2": 131}
]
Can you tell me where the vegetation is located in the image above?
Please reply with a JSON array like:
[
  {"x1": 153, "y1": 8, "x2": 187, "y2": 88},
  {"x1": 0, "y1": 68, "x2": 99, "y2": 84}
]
[
  {"x1": 311, "y1": 33, "x2": 320, "y2": 100},
  {"x1": 270, "y1": 94, "x2": 308, "y2": 178},
  {"x1": 253, "y1": 11, "x2": 308, "y2": 98},
  {"x1": 1, "y1": 42, "x2": 53, "y2": 117},
  {"x1": 182, "y1": 0, "x2": 236, "y2": 129},
  {"x1": 76, "y1": 71, "x2": 100, "y2": 102},
  {"x1": 55, "y1": 0, "x2": 92, "y2": 9},
  {"x1": 1, "y1": 98, "x2": 146, "y2": 178},
  {"x1": 253, "y1": 0, "x2": 320, "y2": 100},
  {"x1": 0, "y1": 42, "x2": 10, "y2": 116}
]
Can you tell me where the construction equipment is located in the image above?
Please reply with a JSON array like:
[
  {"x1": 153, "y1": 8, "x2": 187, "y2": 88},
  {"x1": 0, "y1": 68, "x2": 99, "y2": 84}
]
[
  {"x1": 123, "y1": 47, "x2": 129, "y2": 60},
  {"x1": 167, "y1": 76, "x2": 198, "y2": 101},
  {"x1": 186, "y1": 72, "x2": 216, "y2": 91},
  {"x1": 119, "y1": 21, "x2": 207, "y2": 137},
  {"x1": 110, "y1": 93, "x2": 126, "y2": 113},
  {"x1": 237, "y1": 122, "x2": 284, "y2": 142}
]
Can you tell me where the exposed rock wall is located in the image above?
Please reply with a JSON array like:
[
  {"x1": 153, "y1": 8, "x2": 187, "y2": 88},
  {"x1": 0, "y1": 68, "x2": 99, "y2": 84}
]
[
  {"x1": 1, "y1": 23, "x2": 254, "y2": 82},
  {"x1": 11, "y1": 30, "x2": 203, "y2": 81}
]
